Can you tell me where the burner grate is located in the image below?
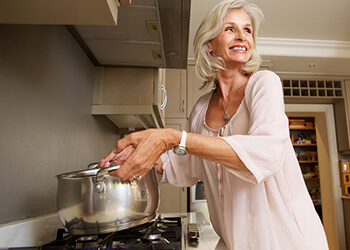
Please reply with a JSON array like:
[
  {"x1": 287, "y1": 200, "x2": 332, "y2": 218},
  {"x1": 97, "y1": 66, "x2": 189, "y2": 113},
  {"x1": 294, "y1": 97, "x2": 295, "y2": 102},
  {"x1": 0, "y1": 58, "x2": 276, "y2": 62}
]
[{"x1": 41, "y1": 216, "x2": 182, "y2": 250}]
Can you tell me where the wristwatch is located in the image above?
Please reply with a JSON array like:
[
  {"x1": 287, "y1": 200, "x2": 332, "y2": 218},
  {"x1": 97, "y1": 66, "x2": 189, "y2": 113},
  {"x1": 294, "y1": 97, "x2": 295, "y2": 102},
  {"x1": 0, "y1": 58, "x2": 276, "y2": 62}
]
[{"x1": 173, "y1": 130, "x2": 188, "y2": 155}]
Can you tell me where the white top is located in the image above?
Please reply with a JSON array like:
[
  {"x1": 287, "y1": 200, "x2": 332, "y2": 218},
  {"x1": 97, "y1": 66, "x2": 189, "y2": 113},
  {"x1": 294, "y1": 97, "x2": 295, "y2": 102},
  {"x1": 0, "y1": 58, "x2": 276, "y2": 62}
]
[{"x1": 160, "y1": 70, "x2": 328, "y2": 250}]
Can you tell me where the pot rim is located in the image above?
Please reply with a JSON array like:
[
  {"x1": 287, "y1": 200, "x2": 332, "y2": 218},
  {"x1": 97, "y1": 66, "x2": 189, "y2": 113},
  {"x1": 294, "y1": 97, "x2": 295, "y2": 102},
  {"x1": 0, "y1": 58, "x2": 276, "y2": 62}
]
[
  {"x1": 57, "y1": 165, "x2": 121, "y2": 180},
  {"x1": 57, "y1": 168, "x2": 105, "y2": 180}
]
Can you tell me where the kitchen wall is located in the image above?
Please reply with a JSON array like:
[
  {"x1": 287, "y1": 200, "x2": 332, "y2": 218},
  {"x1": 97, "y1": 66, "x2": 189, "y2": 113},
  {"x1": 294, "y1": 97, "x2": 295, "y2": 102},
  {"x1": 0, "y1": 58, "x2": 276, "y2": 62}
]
[{"x1": 0, "y1": 24, "x2": 119, "y2": 225}]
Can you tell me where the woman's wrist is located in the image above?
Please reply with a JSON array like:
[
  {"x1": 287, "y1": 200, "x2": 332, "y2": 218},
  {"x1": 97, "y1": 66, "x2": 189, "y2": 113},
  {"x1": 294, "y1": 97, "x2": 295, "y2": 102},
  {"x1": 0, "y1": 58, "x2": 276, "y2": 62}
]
[{"x1": 160, "y1": 128, "x2": 183, "y2": 151}]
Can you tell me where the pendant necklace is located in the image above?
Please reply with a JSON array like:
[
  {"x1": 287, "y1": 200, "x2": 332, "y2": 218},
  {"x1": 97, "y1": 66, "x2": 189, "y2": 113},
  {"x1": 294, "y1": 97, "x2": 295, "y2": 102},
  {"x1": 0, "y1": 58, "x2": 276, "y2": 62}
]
[{"x1": 221, "y1": 79, "x2": 247, "y2": 121}]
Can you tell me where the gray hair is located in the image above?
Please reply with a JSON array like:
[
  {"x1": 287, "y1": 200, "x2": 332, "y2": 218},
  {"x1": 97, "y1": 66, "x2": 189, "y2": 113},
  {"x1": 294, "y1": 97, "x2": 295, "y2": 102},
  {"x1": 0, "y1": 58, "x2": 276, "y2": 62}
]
[{"x1": 193, "y1": 0, "x2": 264, "y2": 88}]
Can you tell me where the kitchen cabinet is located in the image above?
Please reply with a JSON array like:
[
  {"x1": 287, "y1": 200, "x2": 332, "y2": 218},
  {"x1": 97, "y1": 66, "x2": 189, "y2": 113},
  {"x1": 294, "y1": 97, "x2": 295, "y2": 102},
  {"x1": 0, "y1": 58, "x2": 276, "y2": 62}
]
[
  {"x1": 165, "y1": 118, "x2": 187, "y2": 131},
  {"x1": 165, "y1": 65, "x2": 209, "y2": 120},
  {"x1": 158, "y1": 118, "x2": 188, "y2": 213},
  {"x1": 92, "y1": 67, "x2": 167, "y2": 133},
  {"x1": 0, "y1": 0, "x2": 124, "y2": 25},
  {"x1": 187, "y1": 65, "x2": 211, "y2": 117},
  {"x1": 158, "y1": 183, "x2": 187, "y2": 213},
  {"x1": 160, "y1": 65, "x2": 215, "y2": 213},
  {"x1": 160, "y1": 65, "x2": 209, "y2": 214},
  {"x1": 164, "y1": 69, "x2": 187, "y2": 118},
  {"x1": 289, "y1": 117, "x2": 322, "y2": 219}
]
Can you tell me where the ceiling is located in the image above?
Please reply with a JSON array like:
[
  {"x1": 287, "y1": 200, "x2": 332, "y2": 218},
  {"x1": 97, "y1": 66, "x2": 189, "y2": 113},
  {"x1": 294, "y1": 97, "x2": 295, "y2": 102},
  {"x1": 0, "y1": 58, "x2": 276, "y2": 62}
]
[{"x1": 188, "y1": 0, "x2": 350, "y2": 76}]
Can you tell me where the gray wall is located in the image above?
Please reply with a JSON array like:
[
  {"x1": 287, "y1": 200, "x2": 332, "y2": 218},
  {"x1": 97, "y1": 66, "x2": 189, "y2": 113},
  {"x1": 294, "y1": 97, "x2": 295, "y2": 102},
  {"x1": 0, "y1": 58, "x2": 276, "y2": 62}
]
[{"x1": 0, "y1": 24, "x2": 119, "y2": 224}]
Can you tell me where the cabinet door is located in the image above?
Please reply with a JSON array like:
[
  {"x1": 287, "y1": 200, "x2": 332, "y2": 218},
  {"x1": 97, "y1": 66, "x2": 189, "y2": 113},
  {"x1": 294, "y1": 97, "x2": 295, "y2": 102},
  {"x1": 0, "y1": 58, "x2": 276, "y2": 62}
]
[
  {"x1": 158, "y1": 184, "x2": 187, "y2": 213},
  {"x1": 96, "y1": 67, "x2": 155, "y2": 105},
  {"x1": 165, "y1": 118, "x2": 187, "y2": 131},
  {"x1": 158, "y1": 118, "x2": 188, "y2": 213},
  {"x1": 164, "y1": 69, "x2": 187, "y2": 118},
  {"x1": 187, "y1": 65, "x2": 210, "y2": 117}
]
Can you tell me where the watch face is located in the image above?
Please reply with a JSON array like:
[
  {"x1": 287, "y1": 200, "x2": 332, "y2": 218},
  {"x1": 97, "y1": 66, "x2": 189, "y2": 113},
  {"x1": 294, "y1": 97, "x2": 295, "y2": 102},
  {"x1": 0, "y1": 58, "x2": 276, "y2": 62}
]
[{"x1": 173, "y1": 146, "x2": 187, "y2": 155}]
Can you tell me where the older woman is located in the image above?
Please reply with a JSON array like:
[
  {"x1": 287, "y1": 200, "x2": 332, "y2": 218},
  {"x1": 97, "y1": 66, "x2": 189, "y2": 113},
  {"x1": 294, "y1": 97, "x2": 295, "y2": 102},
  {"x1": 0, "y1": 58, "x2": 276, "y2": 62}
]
[{"x1": 99, "y1": 0, "x2": 329, "y2": 249}]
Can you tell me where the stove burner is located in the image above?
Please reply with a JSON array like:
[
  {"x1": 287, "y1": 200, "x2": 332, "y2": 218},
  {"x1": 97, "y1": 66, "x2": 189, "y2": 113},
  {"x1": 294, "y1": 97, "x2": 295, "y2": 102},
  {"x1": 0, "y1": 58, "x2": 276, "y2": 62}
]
[
  {"x1": 42, "y1": 215, "x2": 182, "y2": 250},
  {"x1": 77, "y1": 235, "x2": 98, "y2": 241},
  {"x1": 142, "y1": 218, "x2": 171, "y2": 244},
  {"x1": 147, "y1": 232, "x2": 162, "y2": 240}
]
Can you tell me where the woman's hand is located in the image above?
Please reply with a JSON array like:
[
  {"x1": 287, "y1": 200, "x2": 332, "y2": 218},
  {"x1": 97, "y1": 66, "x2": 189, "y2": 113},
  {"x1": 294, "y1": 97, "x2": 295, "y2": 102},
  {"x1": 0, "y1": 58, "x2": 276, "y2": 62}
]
[
  {"x1": 99, "y1": 128, "x2": 179, "y2": 181},
  {"x1": 99, "y1": 145, "x2": 135, "y2": 167}
]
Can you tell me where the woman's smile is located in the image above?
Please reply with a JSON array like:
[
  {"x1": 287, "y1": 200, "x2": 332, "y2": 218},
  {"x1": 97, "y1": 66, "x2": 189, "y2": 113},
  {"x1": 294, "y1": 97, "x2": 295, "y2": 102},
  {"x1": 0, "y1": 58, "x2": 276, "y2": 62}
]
[{"x1": 229, "y1": 45, "x2": 248, "y2": 52}]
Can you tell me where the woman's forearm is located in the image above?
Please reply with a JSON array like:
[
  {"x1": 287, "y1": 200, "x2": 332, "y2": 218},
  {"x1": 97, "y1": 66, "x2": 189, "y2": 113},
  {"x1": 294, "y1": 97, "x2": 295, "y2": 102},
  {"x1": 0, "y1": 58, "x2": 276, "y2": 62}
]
[
  {"x1": 100, "y1": 128, "x2": 248, "y2": 181},
  {"x1": 180, "y1": 132, "x2": 248, "y2": 172}
]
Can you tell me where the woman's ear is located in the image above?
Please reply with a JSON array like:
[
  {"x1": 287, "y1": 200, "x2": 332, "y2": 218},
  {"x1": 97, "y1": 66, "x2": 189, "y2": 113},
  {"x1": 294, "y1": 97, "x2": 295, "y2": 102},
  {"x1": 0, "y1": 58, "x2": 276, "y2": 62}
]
[{"x1": 208, "y1": 41, "x2": 213, "y2": 54}]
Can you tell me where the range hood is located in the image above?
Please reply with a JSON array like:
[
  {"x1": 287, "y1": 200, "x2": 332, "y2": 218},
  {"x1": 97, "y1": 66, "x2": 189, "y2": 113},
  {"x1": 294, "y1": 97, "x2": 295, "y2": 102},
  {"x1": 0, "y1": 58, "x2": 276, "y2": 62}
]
[
  {"x1": 0, "y1": 0, "x2": 190, "y2": 68},
  {"x1": 67, "y1": 0, "x2": 191, "y2": 69}
]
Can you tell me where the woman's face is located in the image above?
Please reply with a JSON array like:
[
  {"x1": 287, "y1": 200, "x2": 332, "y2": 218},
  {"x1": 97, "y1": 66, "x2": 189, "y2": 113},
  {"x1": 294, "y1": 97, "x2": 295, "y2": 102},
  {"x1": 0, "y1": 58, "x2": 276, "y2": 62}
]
[{"x1": 208, "y1": 8, "x2": 254, "y2": 68}]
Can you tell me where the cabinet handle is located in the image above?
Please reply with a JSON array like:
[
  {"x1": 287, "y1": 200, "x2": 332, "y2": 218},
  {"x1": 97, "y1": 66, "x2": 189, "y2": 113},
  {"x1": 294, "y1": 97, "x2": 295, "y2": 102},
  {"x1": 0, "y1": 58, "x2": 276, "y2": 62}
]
[
  {"x1": 182, "y1": 99, "x2": 185, "y2": 113},
  {"x1": 160, "y1": 84, "x2": 167, "y2": 110}
]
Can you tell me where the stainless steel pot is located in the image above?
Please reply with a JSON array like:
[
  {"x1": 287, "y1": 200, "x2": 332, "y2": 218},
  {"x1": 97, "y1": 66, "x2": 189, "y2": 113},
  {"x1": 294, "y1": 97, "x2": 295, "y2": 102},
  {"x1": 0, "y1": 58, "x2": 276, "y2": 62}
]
[{"x1": 56, "y1": 163, "x2": 159, "y2": 235}]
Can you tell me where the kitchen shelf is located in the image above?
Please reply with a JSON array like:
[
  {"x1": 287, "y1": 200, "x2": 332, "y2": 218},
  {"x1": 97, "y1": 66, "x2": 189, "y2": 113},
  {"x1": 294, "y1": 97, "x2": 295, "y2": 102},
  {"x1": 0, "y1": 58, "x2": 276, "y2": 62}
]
[
  {"x1": 304, "y1": 176, "x2": 320, "y2": 180},
  {"x1": 313, "y1": 200, "x2": 322, "y2": 206},
  {"x1": 299, "y1": 161, "x2": 319, "y2": 164},
  {"x1": 290, "y1": 127, "x2": 316, "y2": 130},
  {"x1": 289, "y1": 116, "x2": 322, "y2": 220}
]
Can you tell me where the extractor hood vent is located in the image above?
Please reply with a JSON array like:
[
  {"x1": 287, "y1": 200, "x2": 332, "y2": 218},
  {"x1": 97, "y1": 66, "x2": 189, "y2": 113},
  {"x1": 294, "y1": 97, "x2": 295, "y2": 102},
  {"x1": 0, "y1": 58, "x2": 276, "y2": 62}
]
[{"x1": 67, "y1": 0, "x2": 191, "y2": 69}]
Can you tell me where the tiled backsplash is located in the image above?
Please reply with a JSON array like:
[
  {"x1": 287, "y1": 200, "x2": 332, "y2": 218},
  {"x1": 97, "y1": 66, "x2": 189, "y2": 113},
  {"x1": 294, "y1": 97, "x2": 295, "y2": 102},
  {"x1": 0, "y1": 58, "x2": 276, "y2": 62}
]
[{"x1": 0, "y1": 213, "x2": 62, "y2": 248}]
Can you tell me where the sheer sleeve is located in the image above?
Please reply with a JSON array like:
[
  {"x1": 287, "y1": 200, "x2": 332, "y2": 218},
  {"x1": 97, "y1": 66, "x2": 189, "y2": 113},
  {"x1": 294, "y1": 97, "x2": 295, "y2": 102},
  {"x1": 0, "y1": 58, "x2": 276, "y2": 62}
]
[
  {"x1": 159, "y1": 92, "x2": 213, "y2": 187},
  {"x1": 222, "y1": 71, "x2": 291, "y2": 184}
]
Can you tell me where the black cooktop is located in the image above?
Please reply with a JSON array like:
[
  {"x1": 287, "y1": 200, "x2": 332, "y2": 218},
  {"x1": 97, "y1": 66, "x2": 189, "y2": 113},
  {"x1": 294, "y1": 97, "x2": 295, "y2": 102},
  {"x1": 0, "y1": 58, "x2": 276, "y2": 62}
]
[{"x1": 41, "y1": 216, "x2": 182, "y2": 250}]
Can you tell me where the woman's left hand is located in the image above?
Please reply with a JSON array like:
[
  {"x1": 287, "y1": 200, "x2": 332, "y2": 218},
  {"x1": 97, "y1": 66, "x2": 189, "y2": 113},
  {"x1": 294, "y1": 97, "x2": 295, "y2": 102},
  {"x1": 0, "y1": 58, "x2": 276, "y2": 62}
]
[{"x1": 99, "y1": 128, "x2": 179, "y2": 181}]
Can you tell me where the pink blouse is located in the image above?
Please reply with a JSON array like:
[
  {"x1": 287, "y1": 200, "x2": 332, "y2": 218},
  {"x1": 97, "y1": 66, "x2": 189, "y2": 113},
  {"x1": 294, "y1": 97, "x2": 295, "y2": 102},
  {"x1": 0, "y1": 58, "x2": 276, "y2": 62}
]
[{"x1": 160, "y1": 70, "x2": 328, "y2": 249}]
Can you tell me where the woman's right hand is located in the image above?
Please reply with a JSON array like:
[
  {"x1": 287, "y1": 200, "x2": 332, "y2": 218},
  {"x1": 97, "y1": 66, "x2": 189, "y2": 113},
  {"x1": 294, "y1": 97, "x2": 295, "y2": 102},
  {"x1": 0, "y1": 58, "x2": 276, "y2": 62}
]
[
  {"x1": 99, "y1": 128, "x2": 180, "y2": 181},
  {"x1": 99, "y1": 145, "x2": 135, "y2": 167}
]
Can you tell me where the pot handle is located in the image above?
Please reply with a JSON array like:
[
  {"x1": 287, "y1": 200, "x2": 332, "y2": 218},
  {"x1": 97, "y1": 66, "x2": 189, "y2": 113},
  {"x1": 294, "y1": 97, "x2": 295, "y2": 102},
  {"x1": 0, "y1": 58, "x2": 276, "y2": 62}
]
[
  {"x1": 93, "y1": 163, "x2": 121, "y2": 191},
  {"x1": 87, "y1": 162, "x2": 99, "y2": 169},
  {"x1": 95, "y1": 164, "x2": 121, "y2": 182}
]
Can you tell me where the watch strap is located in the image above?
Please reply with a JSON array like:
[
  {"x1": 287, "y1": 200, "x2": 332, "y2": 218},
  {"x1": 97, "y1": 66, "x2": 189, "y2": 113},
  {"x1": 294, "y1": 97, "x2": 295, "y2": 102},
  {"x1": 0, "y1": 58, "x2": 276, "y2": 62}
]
[{"x1": 179, "y1": 130, "x2": 187, "y2": 148}]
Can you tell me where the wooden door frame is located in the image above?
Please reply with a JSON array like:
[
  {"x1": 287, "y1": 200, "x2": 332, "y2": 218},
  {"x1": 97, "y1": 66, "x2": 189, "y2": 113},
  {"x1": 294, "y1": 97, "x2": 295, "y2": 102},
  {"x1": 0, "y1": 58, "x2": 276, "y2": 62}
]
[{"x1": 286, "y1": 103, "x2": 346, "y2": 250}]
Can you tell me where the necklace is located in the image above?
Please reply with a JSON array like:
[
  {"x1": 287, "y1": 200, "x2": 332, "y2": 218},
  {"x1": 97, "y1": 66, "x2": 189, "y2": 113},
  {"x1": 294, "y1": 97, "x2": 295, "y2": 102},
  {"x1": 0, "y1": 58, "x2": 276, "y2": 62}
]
[{"x1": 221, "y1": 80, "x2": 247, "y2": 121}]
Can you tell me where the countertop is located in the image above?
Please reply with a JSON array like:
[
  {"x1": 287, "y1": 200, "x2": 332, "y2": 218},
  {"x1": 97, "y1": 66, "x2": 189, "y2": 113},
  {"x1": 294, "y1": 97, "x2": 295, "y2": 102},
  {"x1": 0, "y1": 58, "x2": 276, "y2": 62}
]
[{"x1": 163, "y1": 212, "x2": 227, "y2": 250}]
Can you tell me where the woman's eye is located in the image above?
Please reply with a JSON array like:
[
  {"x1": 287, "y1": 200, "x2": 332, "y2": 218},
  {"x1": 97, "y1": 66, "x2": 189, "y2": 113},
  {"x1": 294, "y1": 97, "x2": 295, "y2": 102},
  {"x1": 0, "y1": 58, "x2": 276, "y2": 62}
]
[
  {"x1": 225, "y1": 27, "x2": 234, "y2": 32},
  {"x1": 245, "y1": 28, "x2": 252, "y2": 34}
]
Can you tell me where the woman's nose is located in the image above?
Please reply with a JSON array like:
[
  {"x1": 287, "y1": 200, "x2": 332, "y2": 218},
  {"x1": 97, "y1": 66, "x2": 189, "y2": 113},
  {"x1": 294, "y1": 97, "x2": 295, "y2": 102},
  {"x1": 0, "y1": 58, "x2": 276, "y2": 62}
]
[{"x1": 236, "y1": 29, "x2": 247, "y2": 41}]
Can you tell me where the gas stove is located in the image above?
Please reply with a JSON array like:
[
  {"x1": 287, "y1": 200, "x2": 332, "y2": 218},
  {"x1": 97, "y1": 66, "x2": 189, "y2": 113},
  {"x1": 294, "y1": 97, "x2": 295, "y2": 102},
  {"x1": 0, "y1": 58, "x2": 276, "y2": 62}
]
[
  {"x1": 5, "y1": 213, "x2": 216, "y2": 250},
  {"x1": 40, "y1": 215, "x2": 191, "y2": 250}
]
